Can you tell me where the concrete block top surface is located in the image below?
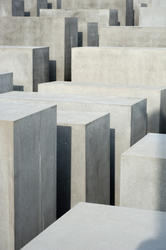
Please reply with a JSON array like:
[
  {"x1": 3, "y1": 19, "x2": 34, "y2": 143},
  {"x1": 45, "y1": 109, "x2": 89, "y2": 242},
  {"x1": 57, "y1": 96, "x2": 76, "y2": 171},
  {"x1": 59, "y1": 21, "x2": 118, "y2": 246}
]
[
  {"x1": 0, "y1": 99, "x2": 56, "y2": 121},
  {"x1": 123, "y1": 133, "x2": 166, "y2": 159},
  {"x1": 0, "y1": 45, "x2": 48, "y2": 50},
  {"x1": 57, "y1": 111, "x2": 109, "y2": 125},
  {"x1": 22, "y1": 202, "x2": 166, "y2": 250}
]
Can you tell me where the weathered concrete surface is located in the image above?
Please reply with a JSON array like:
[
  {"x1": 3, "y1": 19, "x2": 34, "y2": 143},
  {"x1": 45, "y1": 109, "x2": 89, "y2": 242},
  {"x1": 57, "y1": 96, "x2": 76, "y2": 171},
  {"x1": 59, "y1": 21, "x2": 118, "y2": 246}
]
[
  {"x1": 24, "y1": 0, "x2": 47, "y2": 16},
  {"x1": 87, "y1": 23, "x2": 99, "y2": 46},
  {"x1": 121, "y1": 133, "x2": 166, "y2": 212},
  {"x1": 0, "y1": 91, "x2": 147, "y2": 205},
  {"x1": 57, "y1": 111, "x2": 110, "y2": 217},
  {"x1": 0, "y1": 0, "x2": 24, "y2": 16},
  {"x1": 139, "y1": 7, "x2": 166, "y2": 26},
  {"x1": 60, "y1": 0, "x2": 126, "y2": 25},
  {"x1": 72, "y1": 47, "x2": 166, "y2": 88},
  {"x1": 0, "y1": 17, "x2": 78, "y2": 81},
  {"x1": 22, "y1": 202, "x2": 166, "y2": 250},
  {"x1": 0, "y1": 46, "x2": 49, "y2": 92},
  {"x1": 0, "y1": 72, "x2": 13, "y2": 93},
  {"x1": 134, "y1": 0, "x2": 151, "y2": 25},
  {"x1": 99, "y1": 26, "x2": 166, "y2": 47},
  {"x1": 47, "y1": 0, "x2": 57, "y2": 8},
  {"x1": 0, "y1": 99, "x2": 57, "y2": 250},
  {"x1": 38, "y1": 82, "x2": 166, "y2": 133},
  {"x1": 40, "y1": 9, "x2": 110, "y2": 46}
]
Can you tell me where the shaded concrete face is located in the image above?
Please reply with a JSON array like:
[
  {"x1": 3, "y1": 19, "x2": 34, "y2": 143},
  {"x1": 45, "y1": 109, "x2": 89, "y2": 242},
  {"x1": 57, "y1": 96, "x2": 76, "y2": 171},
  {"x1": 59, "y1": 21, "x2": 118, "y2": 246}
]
[
  {"x1": 0, "y1": 17, "x2": 78, "y2": 81},
  {"x1": 99, "y1": 27, "x2": 166, "y2": 47},
  {"x1": 120, "y1": 133, "x2": 166, "y2": 212},
  {"x1": 0, "y1": 72, "x2": 13, "y2": 93},
  {"x1": 0, "y1": 99, "x2": 57, "y2": 250},
  {"x1": 22, "y1": 203, "x2": 166, "y2": 250},
  {"x1": 38, "y1": 82, "x2": 166, "y2": 133},
  {"x1": 60, "y1": 0, "x2": 126, "y2": 25},
  {"x1": 72, "y1": 47, "x2": 166, "y2": 88},
  {"x1": 40, "y1": 9, "x2": 110, "y2": 46},
  {"x1": 0, "y1": 46, "x2": 49, "y2": 92},
  {"x1": 0, "y1": 92, "x2": 147, "y2": 205},
  {"x1": 139, "y1": 7, "x2": 166, "y2": 26}
]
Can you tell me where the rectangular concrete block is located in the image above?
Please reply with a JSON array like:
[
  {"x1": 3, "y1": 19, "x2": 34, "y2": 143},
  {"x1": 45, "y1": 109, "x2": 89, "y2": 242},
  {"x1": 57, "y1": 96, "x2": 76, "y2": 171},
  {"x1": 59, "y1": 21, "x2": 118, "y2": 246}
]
[
  {"x1": 40, "y1": 9, "x2": 110, "y2": 46},
  {"x1": 0, "y1": 46, "x2": 49, "y2": 92},
  {"x1": 0, "y1": 0, "x2": 24, "y2": 16},
  {"x1": 21, "y1": 202, "x2": 166, "y2": 250},
  {"x1": 0, "y1": 72, "x2": 13, "y2": 93},
  {"x1": 120, "y1": 133, "x2": 166, "y2": 212},
  {"x1": 134, "y1": 0, "x2": 151, "y2": 25},
  {"x1": 99, "y1": 26, "x2": 166, "y2": 47},
  {"x1": 109, "y1": 9, "x2": 119, "y2": 26},
  {"x1": 24, "y1": 0, "x2": 47, "y2": 16},
  {"x1": 57, "y1": 111, "x2": 110, "y2": 217},
  {"x1": 0, "y1": 99, "x2": 57, "y2": 250},
  {"x1": 87, "y1": 23, "x2": 99, "y2": 47},
  {"x1": 38, "y1": 82, "x2": 166, "y2": 133},
  {"x1": 0, "y1": 91, "x2": 147, "y2": 205},
  {"x1": 0, "y1": 17, "x2": 78, "y2": 81},
  {"x1": 72, "y1": 47, "x2": 166, "y2": 88},
  {"x1": 139, "y1": 7, "x2": 166, "y2": 26}
]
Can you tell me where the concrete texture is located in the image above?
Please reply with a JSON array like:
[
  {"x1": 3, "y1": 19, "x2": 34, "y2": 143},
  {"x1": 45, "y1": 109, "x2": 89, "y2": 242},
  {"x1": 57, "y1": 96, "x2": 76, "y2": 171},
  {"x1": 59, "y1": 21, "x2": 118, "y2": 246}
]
[
  {"x1": 0, "y1": 46, "x2": 49, "y2": 92},
  {"x1": 121, "y1": 133, "x2": 166, "y2": 212},
  {"x1": 134, "y1": 0, "x2": 151, "y2": 25},
  {"x1": 22, "y1": 202, "x2": 166, "y2": 250},
  {"x1": 126, "y1": 0, "x2": 134, "y2": 25},
  {"x1": 87, "y1": 23, "x2": 99, "y2": 46},
  {"x1": 99, "y1": 26, "x2": 166, "y2": 47},
  {"x1": 40, "y1": 9, "x2": 110, "y2": 46},
  {"x1": 0, "y1": 17, "x2": 78, "y2": 81},
  {"x1": 72, "y1": 47, "x2": 166, "y2": 88},
  {"x1": 0, "y1": 91, "x2": 147, "y2": 205},
  {"x1": 139, "y1": 7, "x2": 166, "y2": 26},
  {"x1": 0, "y1": 0, "x2": 24, "y2": 16},
  {"x1": 57, "y1": 111, "x2": 110, "y2": 217},
  {"x1": 38, "y1": 82, "x2": 166, "y2": 133},
  {"x1": 60, "y1": 0, "x2": 126, "y2": 25},
  {"x1": 0, "y1": 72, "x2": 13, "y2": 93},
  {"x1": 0, "y1": 99, "x2": 57, "y2": 250},
  {"x1": 24, "y1": 0, "x2": 47, "y2": 16}
]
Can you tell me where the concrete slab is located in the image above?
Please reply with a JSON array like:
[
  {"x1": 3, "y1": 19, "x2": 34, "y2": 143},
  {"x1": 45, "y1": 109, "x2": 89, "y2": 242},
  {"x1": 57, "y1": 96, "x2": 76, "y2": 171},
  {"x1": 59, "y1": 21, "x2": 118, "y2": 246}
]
[
  {"x1": 21, "y1": 202, "x2": 166, "y2": 250},
  {"x1": 0, "y1": 72, "x2": 13, "y2": 93},
  {"x1": 134, "y1": 0, "x2": 151, "y2": 25},
  {"x1": 57, "y1": 111, "x2": 110, "y2": 218},
  {"x1": 99, "y1": 26, "x2": 166, "y2": 47},
  {"x1": 121, "y1": 133, "x2": 166, "y2": 212},
  {"x1": 72, "y1": 47, "x2": 166, "y2": 88},
  {"x1": 139, "y1": 7, "x2": 166, "y2": 26},
  {"x1": 0, "y1": 0, "x2": 24, "y2": 16},
  {"x1": 40, "y1": 9, "x2": 110, "y2": 46},
  {"x1": 24, "y1": 0, "x2": 47, "y2": 16},
  {"x1": 0, "y1": 46, "x2": 49, "y2": 92},
  {"x1": 0, "y1": 17, "x2": 78, "y2": 81},
  {"x1": 38, "y1": 82, "x2": 166, "y2": 133},
  {"x1": 0, "y1": 99, "x2": 57, "y2": 250},
  {"x1": 0, "y1": 91, "x2": 147, "y2": 205}
]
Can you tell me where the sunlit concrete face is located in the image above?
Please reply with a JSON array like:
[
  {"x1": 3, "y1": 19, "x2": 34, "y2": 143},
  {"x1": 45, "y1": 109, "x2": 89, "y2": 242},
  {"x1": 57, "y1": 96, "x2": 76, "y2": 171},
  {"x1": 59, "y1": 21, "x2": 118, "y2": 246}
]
[
  {"x1": 139, "y1": 7, "x2": 166, "y2": 26},
  {"x1": 121, "y1": 133, "x2": 166, "y2": 212}
]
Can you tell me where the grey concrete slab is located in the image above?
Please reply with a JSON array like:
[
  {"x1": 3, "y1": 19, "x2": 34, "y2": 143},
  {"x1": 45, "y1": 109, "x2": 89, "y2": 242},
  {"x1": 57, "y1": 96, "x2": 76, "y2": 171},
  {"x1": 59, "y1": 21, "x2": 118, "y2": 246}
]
[
  {"x1": 139, "y1": 7, "x2": 166, "y2": 26},
  {"x1": 0, "y1": 46, "x2": 49, "y2": 92},
  {"x1": 0, "y1": 99, "x2": 57, "y2": 250},
  {"x1": 40, "y1": 9, "x2": 110, "y2": 46},
  {"x1": 60, "y1": 0, "x2": 126, "y2": 25},
  {"x1": 72, "y1": 47, "x2": 166, "y2": 88},
  {"x1": 109, "y1": 9, "x2": 119, "y2": 26},
  {"x1": 0, "y1": 0, "x2": 24, "y2": 16},
  {"x1": 121, "y1": 133, "x2": 166, "y2": 212},
  {"x1": 57, "y1": 111, "x2": 110, "y2": 218},
  {"x1": 87, "y1": 23, "x2": 99, "y2": 47},
  {"x1": 134, "y1": 0, "x2": 151, "y2": 25},
  {"x1": 126, "y1": 0, "x2": 134, "y2": 25},
  {"x1": 0, "y1": 72, "x2": 13, "y2": 93},
  {"x1": 0, "y1": 91, "x2": 147, "y2": 205},
  {"x1": 0, "y1": 17, "x2": 78, "y2": 81},
  {"x1": 99, "y1": 26, "x2": 166, "y2": 47},
  {"x1": 22, "y1": 202, "x2": 166, "y2": 250},
  {"x1": 38, "y1": 82, "x2": 166, "y2": 133}
]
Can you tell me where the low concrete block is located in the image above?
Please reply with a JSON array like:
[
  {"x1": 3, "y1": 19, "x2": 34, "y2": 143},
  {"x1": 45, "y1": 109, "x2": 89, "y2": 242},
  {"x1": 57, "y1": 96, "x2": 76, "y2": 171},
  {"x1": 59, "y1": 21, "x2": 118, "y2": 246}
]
[
  {"x1": 139, "y1": 7, "x2": 166, "y2": 26},
  {"x1": 57, "y1": 111, "x2": 110, "y2": 217},
  {"x1": 0, "y1": 46, "x2": 49, "y2": 92},
  {"x1": 0, "y1": 72, "x2": 13, "y2": 93},
  {"x1": 121, "y1": 133, "x2": 166, "y2": 212},
  {"x1": 0, "y1": 91, "x2": 147, "y2": 205},
  {"x1": 21, "y1": 202, "x2": 166, "y2": 250},
  {"x1": 0, "y1": 99, "x2": 57, "y2": 250},
  {"x1": 38, "y1": 82, "x2": 166, "y2": 133},
  {"x1": 72, "y1": 47, "x2": 166, "y2": 88},
  {"x1": 0, "y1": 17, "x2": 78, "y2": 81}
]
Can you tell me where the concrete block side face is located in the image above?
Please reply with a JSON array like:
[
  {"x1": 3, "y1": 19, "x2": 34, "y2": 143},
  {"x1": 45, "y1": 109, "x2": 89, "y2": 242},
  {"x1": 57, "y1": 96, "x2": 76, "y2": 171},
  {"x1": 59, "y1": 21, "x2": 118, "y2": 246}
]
[
  {"x1": 0, "y1": 121, "x2": 14, "y2": 250},
  {"x1": 0, "y1": 73, "x2": 13, "y2": 93},
  {"x1": 126, "y1": 0, "x2": 134, "y2": 25},
  {"x1": 71, "y1": 125, "x2": 86, "y2": 207},
  {"x1": 86, "y1": 115, "x2": 110, "y2": 205},
  {"x1": 57, "y1": 125, "x2": 71, "y2": 218},
  {"x1": 33, "y1": 48, "x2": 49, "y2": 92},
  {"x1": 65, "y1": 18, "x2": 78, "y2": 81},
  {"x1": 87, "y1": 23, "x2": 99, "y2": 47},
  {"x1": 160, "y1": 89, "x2": 166, "y2": 133},
  {"x1": 131, "y1": 100, "x2": 147, "y2": 146},
  {"x1": 12, "y1": 0, "x2": 24, "y2": 16},
  {"x1": 109, "y1": 9, "x2": 119, "y2": 26},
  {"x1": 120, "y1": 155, "x2": 166, "y2": 211}
]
